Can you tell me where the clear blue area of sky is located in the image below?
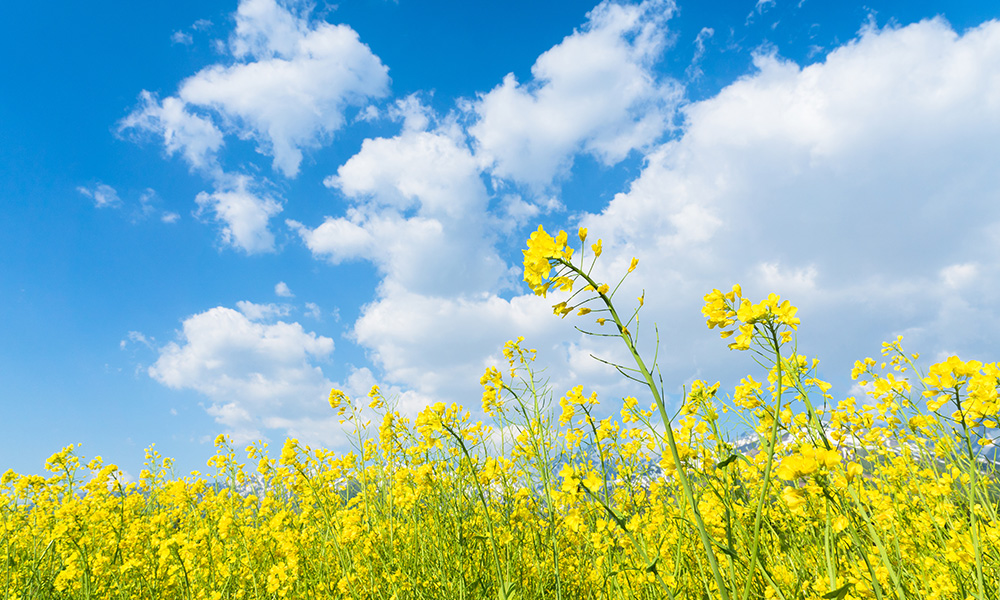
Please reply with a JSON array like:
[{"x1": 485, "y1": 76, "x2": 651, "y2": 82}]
[{"x1": 1, "y1": 0, "x2": 996, "y2": 477}]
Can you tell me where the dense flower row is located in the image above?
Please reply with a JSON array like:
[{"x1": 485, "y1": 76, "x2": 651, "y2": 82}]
[{"x1": 1, "y1": 226, "x2": 997, "y2": 599}]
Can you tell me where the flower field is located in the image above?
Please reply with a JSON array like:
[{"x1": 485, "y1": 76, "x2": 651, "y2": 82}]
[{"x1": 2, "y1": 226, "x2": 998, "y2": 599}]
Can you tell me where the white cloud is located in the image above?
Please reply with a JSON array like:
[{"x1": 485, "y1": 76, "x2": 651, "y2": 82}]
[
  {"x1": 171, "y1": 31, "x2": 194, "y2": 45},
  {"x1": 574, "y1": 16, "x2": 1000, "y2": 392},
  {"x1": 351, "y1": 289, "x2": 568, "y2": 414},
  {"x1": 289, "y1": 214, "x2": 373, "y2": 263},
  {"x1": 497, "y1": 194, "x2": 541, "y2": 231},
  {"x1": 77, "y1": 183, "x2": 122, "y2": 208},
  {"x1": 229, "y1": 0, "x2": 310, "y2": 59},
  {"x1": 235, "y1": 300, "x2": 291, "y2": 320},
  {"x1": 940, "y1": 263, "x2": 978, "y2": 290},
  {"x1": 288, "y1": 111, "x2": 553, "y2": 407},
  {"x1": 755, "y1": 262, "x2": 819, "y2": 295},
  {"x1": 136, "y1": 8, "x2": 1000, "y2": 450},
  {"x1": 136, "y1": 188, "x2": 158, "y2": 220},
  {"x1": 274, "y1": 281, "x2": 294, "y2": 297},
  {"x1": 121, "y1": 331, "x2": 154, "y2": 350},
  {"x1": 388, "y1": 94, "x2": 434, "y2": 132},
  {"x1": 469, "y1": 0, "x2": 682, "y2": 188},
  {"x1": 304, "y1": 302, "x2": 323, "y2": 320},
  {"x1": 172, "y1": 18, "x2": 212, "y2": 46},
  {"x1": 122, "y1": 0, "x2": 389, "y2": 180},
  {"x1": 195, "y1": 174, "x2": 283, "y2": 254},
  {"x1": 134, "y1": 188, "x2": 182, "y2": 224},
  {"x1": 686, "y1": 27, "x2": 715, "y2": 80},
  {"x1": 78, "y1": 184, "x2": 183, "y2": 225},
  {"x1": 176, "y1": 0, "x2": 390, "y2": 177},
  {"x1": 355, "y1": 104, "x2": 381, "y2": 123},
  {"x1": 149, "y1": 305, "x2": 341, "y2": 446},
  {"x1": 755, "y1": 0, "x2": 776, "y2": 15},
  {"x1": 119, "y1": 91, "x2": 224, "y2": 172},
  {"x1": 294, "y1": 124, "x2": 506, "y2": 296}
]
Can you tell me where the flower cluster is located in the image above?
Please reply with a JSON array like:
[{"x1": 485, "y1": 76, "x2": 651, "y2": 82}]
[
  {"x1": 702, "y1": 285, "x2": 800, "y2": 350},
  {"x1": 922, "y1": 356, "x2": 1000, "y2": 425},
  {"x1": 522, "y1": 225, "x2": 574, "y2": 295}
]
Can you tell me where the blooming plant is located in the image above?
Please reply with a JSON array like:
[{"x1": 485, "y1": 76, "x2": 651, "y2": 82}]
[{"x1": 1, "y1": 224, "x2": 998, "y2": 599}]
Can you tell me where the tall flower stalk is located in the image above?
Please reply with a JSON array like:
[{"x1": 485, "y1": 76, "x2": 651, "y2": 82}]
[{"x1": 522, "y1": 225, "x2": 735, "y2": 598}]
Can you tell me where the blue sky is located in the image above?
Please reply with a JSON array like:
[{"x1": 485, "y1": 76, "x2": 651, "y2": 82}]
[{"x1": 3, "y1": 0, "x2": 999, "y2": 478}]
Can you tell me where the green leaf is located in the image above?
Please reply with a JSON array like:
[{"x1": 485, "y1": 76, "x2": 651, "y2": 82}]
[
  {"x1": 716, "y1": 454, "x2": 738, "y2": 469},
  {"x1": 499, "y1": 580, "x2": 520, "y2": 600},
  {"x1": 645, "y1": 557, "x2": 659, "y2": 574},
  {"x1": 823, "y1": 583, "x2": 852, "y2": 599}
]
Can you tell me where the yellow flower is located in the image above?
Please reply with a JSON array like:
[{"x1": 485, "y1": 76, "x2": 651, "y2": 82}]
[
  {"x1": 832, "y1": 515, "x2": 849, "y2": 533},
  {"x1": 728, "y1": 323, "x2": 754, "y2": 351},
  {"x1": 582, "y1": 470, "x2": 602, "y2": 493},
  {"x1": 559, "y1": 463, "x2": 580, "y2": 494},
  {"x1": 702, "y1": 288, "x2": 736, "y2": 330},
  {"x1": 591, "y1": 239, "x2": 602, "y2": 257},
  {"x1": 781, "y1": 486, "x2": 808, "y2": 512},
  {"x1": 628, "y1": 257, "x2": 638, "y2": 273},
  {"x1": 328, "y1": 388, "x2": 347, "y2": 410},
  {"x1": 776, "y1": 453, "x2": 819, "y2": 480},
  {"x1": 564, "y1": 509, "x2": 584, "y2": 532},
  {"x1": 522, "y1": 225, "x2": 572, "y2": 295}
]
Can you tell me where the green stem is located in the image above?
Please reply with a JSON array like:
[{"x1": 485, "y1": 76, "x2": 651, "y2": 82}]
[
  {"x1": 955, "y1": 390, "x2": 987, "y2": 599},
  {"x1": 740, "y1": 324, "x2": 784, "y2": 600},
  {"x1": 566, "y1": 261, "x2": 732, "y2": 600},
  {"x1": 441, "y1": 423, "x2": 510, "y2": 600}
]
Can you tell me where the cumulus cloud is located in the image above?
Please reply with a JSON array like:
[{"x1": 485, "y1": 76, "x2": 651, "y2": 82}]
[
  {"x1": 77, "y1": 183, "x2": 122, "y2": 208},
  {"x1": 574, "y1": 16, "x2": 1000, "y2": 392},
  {"x1": 148, "y1": 305, "x2": 340, "y2": 445},
  {"x1": 351, "y1": 289, "x2": 572, "y2": 414},
  {"x1": 195, "y1": 175, "x2": 283, "y2": 254},
  {"x1": 119, "y1": 91, "x2": 225, "y2": 172},
  {"x1": 176, "y1": 0, "x2": 390, "y2": 177},
  {"x1": 138, "y1": 7, "x2": 1000, "y2": 447},
  {"x1": 293, "y1": 121, "x2": 506, "y2": 297},
  {"x1": 120, "y1": 0, "x2": 390, "y2": 252},
  {"x1": 124, "y1": 0, "x2": 389, "y2": 178},
  {"x1": 469, "y1": 0, "x2": 682, "y2": 188},
  {"x1": 276, "y1": 13, "x2": 1000, "y2": 433},
  {"x1": 289, "y1": 108, "x2": 545, "y2": 408},
  {"x1": 274, "y1": 281, "x2": 294, "y2": 297}
]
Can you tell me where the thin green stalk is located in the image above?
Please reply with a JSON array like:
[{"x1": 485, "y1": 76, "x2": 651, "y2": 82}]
[
  {"x1": 739, "y1": 323, "x2": 785, "y2": 600},
  {"x1": 506, "y1": 373, "x2": 565, "y2": 600},
  {"x1": 563, "y1": 260, "x2": 731, "y2": 600},
  {"x1": 443, "y1": 423, "x2": 513, "y2": 599}
]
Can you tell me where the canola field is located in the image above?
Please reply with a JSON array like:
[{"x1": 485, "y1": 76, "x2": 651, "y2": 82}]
[{"x1": 2, "y1": 226, "x2": 998, "y2": 599}]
